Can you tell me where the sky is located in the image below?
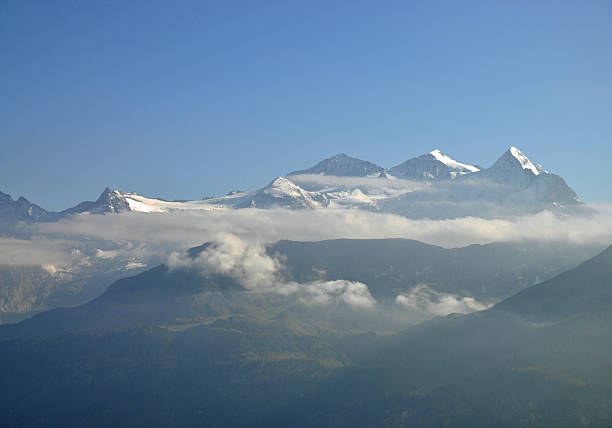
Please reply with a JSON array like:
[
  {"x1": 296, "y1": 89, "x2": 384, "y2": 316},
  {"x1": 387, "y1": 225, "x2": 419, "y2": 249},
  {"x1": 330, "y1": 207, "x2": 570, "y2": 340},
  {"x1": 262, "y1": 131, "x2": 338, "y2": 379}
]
[{"x1": 1, "y1": 0, "x2": 611, "y2": 210}]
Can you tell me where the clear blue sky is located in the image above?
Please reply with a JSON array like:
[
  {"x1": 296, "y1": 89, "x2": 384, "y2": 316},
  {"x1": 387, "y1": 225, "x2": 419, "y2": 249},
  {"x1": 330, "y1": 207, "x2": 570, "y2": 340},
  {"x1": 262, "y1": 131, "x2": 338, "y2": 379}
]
[{"x1": 1, "y1": 0, "x2": 611, "y2": 210}]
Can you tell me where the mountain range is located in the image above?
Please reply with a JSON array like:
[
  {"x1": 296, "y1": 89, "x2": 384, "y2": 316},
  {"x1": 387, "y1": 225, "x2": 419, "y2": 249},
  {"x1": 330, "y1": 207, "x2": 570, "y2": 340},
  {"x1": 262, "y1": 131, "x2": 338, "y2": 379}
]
[
  {"x1": 0, "y1": 146, "x2": 586, "y2": 224},
  {"x1": 1, "y1": 239, "x2": 612, "y2": 426},
  {"x1": 0, "y1": 238, "x2": 602, "y2": 332}
]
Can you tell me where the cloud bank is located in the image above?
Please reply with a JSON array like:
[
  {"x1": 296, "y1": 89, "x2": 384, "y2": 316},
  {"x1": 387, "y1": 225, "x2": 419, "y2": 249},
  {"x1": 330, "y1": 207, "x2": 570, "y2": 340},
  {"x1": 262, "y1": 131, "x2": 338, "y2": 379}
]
[
  {"x1": 2, "y1": 207, "x2": 610, "y2": 324},
  {"x1": 2, "y1": 204, "x2": 611, "y2": 277},
  {"x1": 0, "y1": 237, "x2": 81, "y2": 269},
  {"x1": 288, "y1": 173, "x2": 428, "y2": 193},
  {"x1": 32, "y1": 205, "x2": 612, "y2": 248}
]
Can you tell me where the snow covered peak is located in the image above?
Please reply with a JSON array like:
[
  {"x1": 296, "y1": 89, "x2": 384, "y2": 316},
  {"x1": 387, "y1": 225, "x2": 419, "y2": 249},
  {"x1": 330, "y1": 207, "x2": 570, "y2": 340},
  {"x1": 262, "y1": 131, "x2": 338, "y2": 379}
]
[
  {"x1": 486, "y1": 147, "x2": 545, "y2": 181},
  {"x1": 94, "y1": 188, "x2": 132, "y2": 212},
  {"x1": 429, "y1": 149, "x2": 480, "y2": 173},
  {"x1": 62, "y1": 188, "x2": 132, "y2": 215},
  {"x1": 388, "y1": 150, "x2": 479, "y2": 180},
  {"x1": 266, "y1": 176, "x2": 302, "y2": 193},
  {"x1": 508, "y1": 146, "x2": 542, "y2": 175},
  {"x1": 239, "y1": 176, "x2": 328, "y2": 209}
]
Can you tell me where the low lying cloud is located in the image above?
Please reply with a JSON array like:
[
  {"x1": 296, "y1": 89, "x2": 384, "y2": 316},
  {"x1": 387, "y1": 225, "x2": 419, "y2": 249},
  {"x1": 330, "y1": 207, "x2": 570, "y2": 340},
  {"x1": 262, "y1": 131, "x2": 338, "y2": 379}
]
[
  {"x1": 32, "y1": 205, "x2": 612, "y2": 249},
  {"x1": 299, "y1": 280, "x2": 376, "y2": 308},
  {"x1": 3, "y1": 206, "x2": 609, "y2": 323},
  {"x1": 0, "y1": 237, "x2": 81, "y2": 269},
  {"x1": 289, "y1": 173, "x2": 428, "y2": 193},
  {"x1": 396, "y1": 284, "x2": 492, "y2": 316},
  {"x1": 2, "y1": 204, "x2": 611, "y2": 284},
  {"x1": 168, "y1": 233, "x2": 283, "y2": 291},
  {"x1": 167, "y1": 233, "x2": 376, "y2": 309}
]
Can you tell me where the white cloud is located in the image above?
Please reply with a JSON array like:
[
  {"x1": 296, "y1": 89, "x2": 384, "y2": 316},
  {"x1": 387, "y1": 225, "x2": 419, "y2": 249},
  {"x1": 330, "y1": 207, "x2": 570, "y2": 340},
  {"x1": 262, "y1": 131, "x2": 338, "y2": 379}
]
[
  {"x1": 0, "y1": 237, "x2": 80, "y2": 267},
  {"x1": 32, "y1": 205, "x2": 612, "y2": 250},
  {"x1": 2, "y1": 204, "x2": 611, "y2": 277},
  {"x1": 167, "y1": 233, "x2": 376, "y2": 309},
  {"x1": 41, "y1": 264, "x2": 57, "y2": 275},
  {"x1": 167, "y1": 232, "x2": 284, "y2": 291},
  {"x1": 289, "y1": 173, "x2": 428, "y2": 193},
  {"x1": 396, "y1": 284, "x2": 492, "y2": 316},
  {"x1": 96, "y1": 249, "x2": 119, "y2": 259},
  {"x1": 300, "y1": 280, "x2": 376, "y2": 309}
]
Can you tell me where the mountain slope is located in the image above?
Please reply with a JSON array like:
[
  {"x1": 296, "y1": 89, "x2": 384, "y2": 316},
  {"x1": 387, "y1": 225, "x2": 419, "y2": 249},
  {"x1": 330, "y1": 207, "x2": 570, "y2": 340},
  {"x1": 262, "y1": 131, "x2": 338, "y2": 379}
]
[
  {"x1": 495, "y1": 245, "x2": 612, "y2": 322},
  {"x1": 300, "y1": 244, "x2": 612, "y2": 426}
]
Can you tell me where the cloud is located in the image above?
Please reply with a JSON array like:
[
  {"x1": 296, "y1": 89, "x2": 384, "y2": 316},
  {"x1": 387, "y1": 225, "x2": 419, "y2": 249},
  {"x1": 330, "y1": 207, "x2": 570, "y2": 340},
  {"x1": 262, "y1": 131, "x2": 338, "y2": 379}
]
[
  {"x1": 167, "y1": 233, "x2": 376, "y2": 309},
  {"x1": 299, "y1": 280, "x2": 376, "y2": 309},
  {"x1": 0, "y1": 237, "x2": 80, "y2": 268},
  {"x1": 289, "y1": 173, "x2": 428, "y2": 193},
  {"x1": 396, "y1": 284, "x2": 492, "y2": 316},
  {"x1": 2, "y1": 203, "x2": 611, "y2": 277},
  {"x1": 32, "y1": 205, "x2": 612, "y2": 250},
  {"x1": 4, "y1": 206, "x2": 610, "y2": 323},
  {"x1": 168, "y1": 233, "x2": 284, "y2": 291}
]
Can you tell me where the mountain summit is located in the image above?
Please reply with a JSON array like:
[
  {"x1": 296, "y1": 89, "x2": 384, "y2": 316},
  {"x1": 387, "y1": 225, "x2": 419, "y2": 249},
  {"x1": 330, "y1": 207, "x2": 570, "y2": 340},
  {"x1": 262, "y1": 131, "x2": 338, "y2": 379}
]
[
  {"x1": 506, "y1": 146, "x2": 544, "y2": 175},
  {"x1": 237, "y1": 177, "x2": 329, "y2": 209},
  {"x1": 470, "y1": 147, "x2": 581, "y2": 206},
  {"x1": 388, "y1": 149, "x2": 479, "y2": 180},
  {"x1": 0, "y1": 190, "x2": 51, "y2": 223},
  {"x1": 62, "y1": 188, "x2": 132, "y2": 215},
  {"x1": 483, "y1": 146, "x2": 544, "y2": 183},
  {"x1": 288, "y1": 153, "x2": 385, "y2": 177}
]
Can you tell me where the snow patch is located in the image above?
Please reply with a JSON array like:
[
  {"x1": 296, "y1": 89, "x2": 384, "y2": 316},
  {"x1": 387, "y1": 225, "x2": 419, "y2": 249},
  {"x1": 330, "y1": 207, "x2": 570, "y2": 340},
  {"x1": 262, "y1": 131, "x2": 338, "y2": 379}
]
[
  {"x1": 430, "y1": 149, "x2": 480, "y2": 173},
  {"x1": 509, "y1": 146, "x2": 541, "y2": 175}
]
